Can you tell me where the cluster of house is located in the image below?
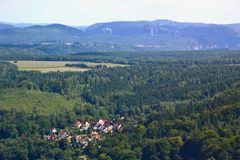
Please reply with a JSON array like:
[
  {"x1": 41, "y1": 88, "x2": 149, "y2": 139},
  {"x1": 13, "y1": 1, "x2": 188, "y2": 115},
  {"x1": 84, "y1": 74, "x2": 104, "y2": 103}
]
[{"x1": 44, "y1": 118, "x2": 124, "y2": 148}]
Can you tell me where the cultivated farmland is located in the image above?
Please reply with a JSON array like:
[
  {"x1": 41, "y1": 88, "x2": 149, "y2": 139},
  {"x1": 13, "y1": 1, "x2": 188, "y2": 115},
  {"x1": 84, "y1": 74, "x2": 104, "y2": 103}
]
[{"x1": 10, "y1": 61, "x2": 125, "y2": 73}]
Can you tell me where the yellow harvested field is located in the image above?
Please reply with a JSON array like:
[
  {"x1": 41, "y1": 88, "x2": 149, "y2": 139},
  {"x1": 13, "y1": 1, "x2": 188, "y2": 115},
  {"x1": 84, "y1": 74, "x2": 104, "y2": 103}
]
[
  {"x1": 19, "y1": 67, "x2": 90, "y2": 73},
  {"x1": 10, "y1": 61, "x2": 125, "y2": 73}
]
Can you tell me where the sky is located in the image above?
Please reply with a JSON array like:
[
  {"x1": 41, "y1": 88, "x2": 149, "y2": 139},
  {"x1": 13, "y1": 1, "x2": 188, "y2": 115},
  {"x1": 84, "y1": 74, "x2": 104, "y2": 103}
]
[{"x1": 0, "y1": 0, "x2": 240, "y2": 26}]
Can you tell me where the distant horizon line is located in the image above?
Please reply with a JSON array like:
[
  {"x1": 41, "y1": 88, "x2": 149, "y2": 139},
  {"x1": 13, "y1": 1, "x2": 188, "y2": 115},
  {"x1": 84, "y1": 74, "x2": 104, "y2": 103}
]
[{"x1": 1, "y1": 19, "x2": 240, "y2": 27}]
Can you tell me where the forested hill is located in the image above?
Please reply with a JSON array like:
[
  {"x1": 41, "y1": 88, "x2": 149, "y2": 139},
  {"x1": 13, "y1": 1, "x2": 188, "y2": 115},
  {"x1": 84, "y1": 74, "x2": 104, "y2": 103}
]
[
  {"x1": 0, "y1": 23, "x2": 14, "y2": 30},
  {"x1": 0, "y1": 19, "x2": 240, "y2": 51},
  {"x1": 0, "y1": 51, "x2": 240, "y2": 159}
]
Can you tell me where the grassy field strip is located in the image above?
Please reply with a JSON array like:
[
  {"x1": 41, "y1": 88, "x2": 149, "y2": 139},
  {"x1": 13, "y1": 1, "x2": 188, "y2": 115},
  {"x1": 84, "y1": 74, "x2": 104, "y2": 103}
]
[
  {"x1": 10, "y1": 61, "x2": 126, "y2": 73},
  {"x1": 18, "y1": 67, "x2": 90, "y2": 73}
]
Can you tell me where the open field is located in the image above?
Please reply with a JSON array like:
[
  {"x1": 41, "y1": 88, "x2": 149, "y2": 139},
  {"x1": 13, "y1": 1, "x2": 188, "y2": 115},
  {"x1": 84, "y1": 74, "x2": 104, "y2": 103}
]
[{"x1": 10, "y1": 61, "x2": 126, "y2": 73}]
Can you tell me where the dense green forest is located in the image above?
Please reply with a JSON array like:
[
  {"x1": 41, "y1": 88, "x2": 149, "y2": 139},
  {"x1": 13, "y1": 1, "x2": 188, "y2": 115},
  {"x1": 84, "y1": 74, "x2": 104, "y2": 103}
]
[
  {"x1": 2, "y1": 46, "x2": 240, "y2": 64},
  {"x1": 0, "y1": 50, "x2": 240, "y2": 159}
]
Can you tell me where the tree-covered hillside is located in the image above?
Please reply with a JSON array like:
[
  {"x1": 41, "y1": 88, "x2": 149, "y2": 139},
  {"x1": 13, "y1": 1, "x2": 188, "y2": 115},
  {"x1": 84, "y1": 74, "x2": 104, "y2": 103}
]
[
  {"x1": 0, "y1": 50, "x2": 240, "y2": 159},
  {"x1": 0, "y1": 89, "x2": 79, "y2": 115}
]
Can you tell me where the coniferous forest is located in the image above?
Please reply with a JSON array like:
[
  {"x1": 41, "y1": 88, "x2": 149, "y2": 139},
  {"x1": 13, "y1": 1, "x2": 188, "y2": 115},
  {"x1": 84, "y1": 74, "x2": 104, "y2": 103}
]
[{"x1": 0, "y1": 50, "x2": 240, "y2": 159}]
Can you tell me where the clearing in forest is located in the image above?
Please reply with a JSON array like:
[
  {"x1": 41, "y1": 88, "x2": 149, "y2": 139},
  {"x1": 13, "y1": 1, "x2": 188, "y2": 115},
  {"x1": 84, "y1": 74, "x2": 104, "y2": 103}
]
[{"x1": 10, "y1": 61, "x2": 125, "y2": 73}]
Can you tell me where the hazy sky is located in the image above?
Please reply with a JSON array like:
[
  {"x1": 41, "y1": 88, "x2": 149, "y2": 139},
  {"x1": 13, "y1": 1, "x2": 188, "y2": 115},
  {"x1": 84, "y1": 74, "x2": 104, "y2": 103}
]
[{"x1": 0, "y1": 0, "x2": 240, "y2": 25}]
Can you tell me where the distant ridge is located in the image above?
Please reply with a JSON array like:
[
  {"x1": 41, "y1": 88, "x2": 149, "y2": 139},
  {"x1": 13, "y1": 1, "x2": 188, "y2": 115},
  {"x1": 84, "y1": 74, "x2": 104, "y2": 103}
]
[
  {"x1": 26, "y1": 23, "x2": 84, "y2": 36},
  {"x1": 0, "y1": 23, "x2": 14, "y2": 30},
  {"x1": 0, "y1": 19, "x2": 240, "y2": 51}
]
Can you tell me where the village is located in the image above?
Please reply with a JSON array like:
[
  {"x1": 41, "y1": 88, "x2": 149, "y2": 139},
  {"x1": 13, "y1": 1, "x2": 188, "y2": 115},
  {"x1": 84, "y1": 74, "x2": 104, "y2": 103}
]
[{"x1": 44, "y1": 118, "x2": 124, "y2": 149}]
